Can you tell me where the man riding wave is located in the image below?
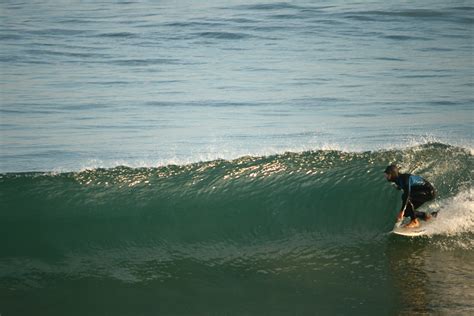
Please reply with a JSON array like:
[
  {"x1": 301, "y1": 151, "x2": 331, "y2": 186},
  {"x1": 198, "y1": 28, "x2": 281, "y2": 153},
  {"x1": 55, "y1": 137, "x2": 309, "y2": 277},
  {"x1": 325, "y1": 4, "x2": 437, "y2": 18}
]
[{"x1": 384, "y1": 164, "x2": 437, "y2": 228}]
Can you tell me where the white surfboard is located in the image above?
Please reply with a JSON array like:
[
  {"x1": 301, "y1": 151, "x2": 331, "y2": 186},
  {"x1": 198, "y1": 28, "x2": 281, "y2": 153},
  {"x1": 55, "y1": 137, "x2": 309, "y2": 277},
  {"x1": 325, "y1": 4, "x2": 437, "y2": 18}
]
[{"x1": 391, "y1": 216, "x2": 436, "y2": 237}]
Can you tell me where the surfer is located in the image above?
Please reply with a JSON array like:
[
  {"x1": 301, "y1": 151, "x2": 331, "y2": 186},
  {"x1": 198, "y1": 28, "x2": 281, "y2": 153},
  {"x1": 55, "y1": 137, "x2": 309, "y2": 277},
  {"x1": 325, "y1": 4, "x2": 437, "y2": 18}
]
[{"x1": 384, "y1": 164, "x2": 436, "y2": 228}]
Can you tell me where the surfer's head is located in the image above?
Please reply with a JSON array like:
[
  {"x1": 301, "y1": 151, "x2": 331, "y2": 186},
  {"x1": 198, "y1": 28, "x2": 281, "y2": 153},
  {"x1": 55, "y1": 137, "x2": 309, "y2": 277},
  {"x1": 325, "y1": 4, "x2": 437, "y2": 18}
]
[{"x1": 384, "y1": 164, "x2": 399, "y2": 181}]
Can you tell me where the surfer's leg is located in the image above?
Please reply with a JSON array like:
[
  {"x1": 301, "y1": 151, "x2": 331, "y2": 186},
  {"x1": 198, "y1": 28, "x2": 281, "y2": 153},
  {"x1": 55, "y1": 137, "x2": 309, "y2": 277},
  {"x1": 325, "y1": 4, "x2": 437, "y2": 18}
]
[
  {"x1": 411, "y1": 193, "x2": 433, "y2": 220},
  {"x1": 404, "y1": 201, "x2": 420, "y2": 228},
  {"x1": 404, "y1": 201, "x2": 416, "y2": 220}
]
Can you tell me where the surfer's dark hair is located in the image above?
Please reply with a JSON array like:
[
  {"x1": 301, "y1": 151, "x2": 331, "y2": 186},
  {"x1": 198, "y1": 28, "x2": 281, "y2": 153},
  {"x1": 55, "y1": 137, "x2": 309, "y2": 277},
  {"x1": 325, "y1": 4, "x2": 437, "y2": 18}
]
[{"x1": 384, "y1": 164, "x2": 399, "y2": 177}]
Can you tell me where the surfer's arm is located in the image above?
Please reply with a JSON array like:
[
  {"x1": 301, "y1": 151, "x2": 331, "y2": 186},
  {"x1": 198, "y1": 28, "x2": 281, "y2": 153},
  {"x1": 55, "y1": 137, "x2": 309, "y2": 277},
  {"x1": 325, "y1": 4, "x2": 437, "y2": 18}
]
[
  {"x1": 397, "y1": 176, "x2": 411, "y2": 220},
  {"x1": 396, "y1": 210, "x2": 404, "y2": 221}
]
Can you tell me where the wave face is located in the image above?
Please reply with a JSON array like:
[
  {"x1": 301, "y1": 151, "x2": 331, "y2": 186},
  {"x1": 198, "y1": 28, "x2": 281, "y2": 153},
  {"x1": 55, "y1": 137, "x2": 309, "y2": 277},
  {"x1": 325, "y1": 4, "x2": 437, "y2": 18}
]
[
  {"x1": 1, "y1": 143, "x2": 473, "y2": 315},
  {"x1": 1, "y1": 143, "x2": 471, "y2": 250}
]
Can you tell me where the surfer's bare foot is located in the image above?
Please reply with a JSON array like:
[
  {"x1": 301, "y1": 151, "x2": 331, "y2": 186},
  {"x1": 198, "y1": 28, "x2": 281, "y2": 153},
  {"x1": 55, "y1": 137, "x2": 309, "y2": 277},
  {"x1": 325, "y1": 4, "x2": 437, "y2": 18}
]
[{"x1": 405, "y1": 219, "x2": 420, "y2": 228}]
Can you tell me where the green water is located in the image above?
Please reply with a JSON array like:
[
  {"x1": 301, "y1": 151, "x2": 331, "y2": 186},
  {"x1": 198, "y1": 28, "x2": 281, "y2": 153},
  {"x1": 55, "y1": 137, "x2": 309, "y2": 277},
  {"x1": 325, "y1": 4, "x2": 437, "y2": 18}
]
[{"x1": 0, "y1": 143, "x2": 473, "y2": 315}]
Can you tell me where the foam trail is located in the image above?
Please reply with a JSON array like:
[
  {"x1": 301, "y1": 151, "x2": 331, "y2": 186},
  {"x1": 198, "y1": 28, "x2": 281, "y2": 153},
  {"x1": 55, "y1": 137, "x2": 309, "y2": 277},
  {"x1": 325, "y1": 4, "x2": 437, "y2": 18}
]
[{"x1": 425, "y1": 189, "x2": 474, "y2": 236}]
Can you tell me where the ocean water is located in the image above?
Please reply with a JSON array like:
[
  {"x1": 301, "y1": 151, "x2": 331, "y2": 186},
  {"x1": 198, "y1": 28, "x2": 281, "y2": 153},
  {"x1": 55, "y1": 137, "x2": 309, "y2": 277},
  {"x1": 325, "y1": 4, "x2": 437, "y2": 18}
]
[{"x1": 0, "y1": 0, "x2": 473, "y2": 315}]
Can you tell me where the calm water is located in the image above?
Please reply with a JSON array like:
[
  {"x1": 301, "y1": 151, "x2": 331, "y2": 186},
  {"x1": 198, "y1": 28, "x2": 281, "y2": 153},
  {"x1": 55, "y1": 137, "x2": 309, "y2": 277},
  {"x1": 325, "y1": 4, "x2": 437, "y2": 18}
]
[
  {"x1": 0, "y1": 0, "x2": 472, "y2": 172},
  {"x1": 0, "y1": 1, "x2": 473, "y2": 315}
]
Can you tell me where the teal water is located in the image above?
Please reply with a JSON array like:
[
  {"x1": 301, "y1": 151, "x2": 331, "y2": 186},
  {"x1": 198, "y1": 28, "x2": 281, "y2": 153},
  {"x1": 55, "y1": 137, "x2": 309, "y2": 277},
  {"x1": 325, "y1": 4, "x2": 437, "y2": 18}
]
[
  {"x1": 0, "y1": 0, "x2": 473, "y2": 172},
  {"x1": 1, "y1": 144, "x2": 473, "y2": 315},
  {"x1": 1, "y1": 0, "x2": 473, "y2": 315}
]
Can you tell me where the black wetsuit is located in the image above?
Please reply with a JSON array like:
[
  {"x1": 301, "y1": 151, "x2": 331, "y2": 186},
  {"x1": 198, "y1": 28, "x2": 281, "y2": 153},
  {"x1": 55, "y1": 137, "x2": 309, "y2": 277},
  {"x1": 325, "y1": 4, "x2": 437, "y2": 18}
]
[{"x1": 394, "y1": 173, "x2": 436, "y2": 220}]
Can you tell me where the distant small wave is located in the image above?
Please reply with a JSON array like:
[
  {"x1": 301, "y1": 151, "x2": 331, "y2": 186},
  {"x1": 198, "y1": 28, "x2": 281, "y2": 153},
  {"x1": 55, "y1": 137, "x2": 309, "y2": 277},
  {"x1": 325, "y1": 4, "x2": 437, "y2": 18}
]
[
  {"x1": 96, "y1": 32, "x2": 138, "y2": 38},
  {"x1": 343, "y1": 9, "x2": 473, "y2": 24},
  {"x1": 0, "y1": 34, "x2": 23, "y2": 41},
  {"x1": 26, "y1": 28, "x2": 90, "y2": 36},
  {"x1": 233, "y1": 2, "x2": 303, "y2": 11},
  {"x1": 195, "y1": 31, "x2": 251, "y2": 40},
  {"x1": 109, "y1": 58, "x2": 181, "y2": 66},
  {"x1": 384, "y1": 35, "x2": 431, "y2": 41},
  {"x1": 24, "y1": 49, "x2": 108, "y2": 59}
]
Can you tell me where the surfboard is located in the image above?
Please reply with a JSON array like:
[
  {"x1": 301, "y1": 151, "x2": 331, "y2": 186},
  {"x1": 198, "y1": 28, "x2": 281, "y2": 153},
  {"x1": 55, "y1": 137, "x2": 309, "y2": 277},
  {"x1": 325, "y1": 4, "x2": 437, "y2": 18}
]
[{"x1": 391, "y1": 216, "x2": 435, "y2": 237}]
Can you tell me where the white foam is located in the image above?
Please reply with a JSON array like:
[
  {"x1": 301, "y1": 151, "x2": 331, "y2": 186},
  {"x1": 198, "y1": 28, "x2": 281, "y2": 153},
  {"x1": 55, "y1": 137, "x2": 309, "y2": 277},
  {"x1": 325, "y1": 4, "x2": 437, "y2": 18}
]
[{"x1": 424, "y1": 189, "x2": 474, "y2": 236}]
